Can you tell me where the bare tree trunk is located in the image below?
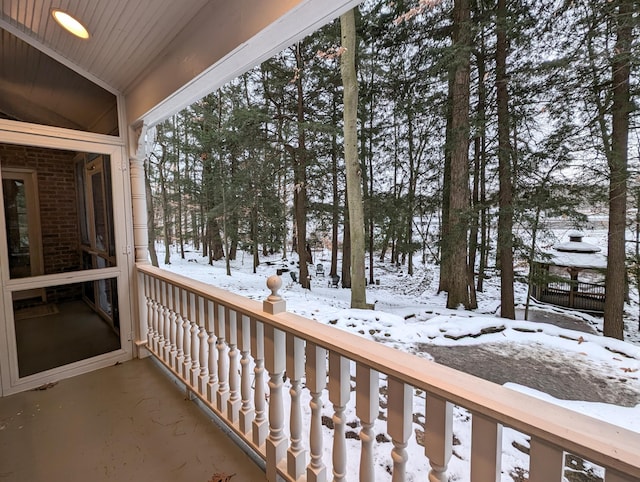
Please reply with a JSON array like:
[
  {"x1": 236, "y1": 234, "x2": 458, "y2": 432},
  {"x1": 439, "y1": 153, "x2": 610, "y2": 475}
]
[
  {"x1": 144, "y1": 158, "x2": 159, "y2": 267},
  {"x1": 342, "y1": 199, "x2": 351, "y2": 289},
  {"x1": 174, "y1": 116, "x2": 185, "y2": 260},
  {"x1": 476, "y1": 30, "x2": 488, "y2": 293},
  {"x1": 341, "y1": 8, "x2": 368, "y2": 308},
  {"x1": 330, "y1": 97, "x2": 340, "y2": 278},
  {"x1": 604, "y1": 0, "x2": 632, "y2": 340},
  {"x1": 293, "y1": 43, "x2": 310, "y2": 289},
  {"x1": 438, "y1": 63, "x2": 454, "y2": 294},
  {"x1": 251, "y1": 205, "x2": 259, "y2": 274},
  {"x1": 157, "y1": 146, "x2": 172, "y2": 265},
  {"x1": 496, "y1": 0, "x2": 515, "y2": 319},
  {"x1": 446, "y1": 0, "x2": 473, "y2": 310}
]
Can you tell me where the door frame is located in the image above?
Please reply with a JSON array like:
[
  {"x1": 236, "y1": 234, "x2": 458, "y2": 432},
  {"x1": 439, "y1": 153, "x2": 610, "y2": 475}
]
[{"x1": 0, "y1": 121, "x2": 134, "y2": 396}]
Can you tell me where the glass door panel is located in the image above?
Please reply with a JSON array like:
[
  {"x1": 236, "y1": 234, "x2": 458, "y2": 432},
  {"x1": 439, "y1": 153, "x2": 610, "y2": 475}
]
[
  {"x1": 0, "y1": 146, "x2": 130, "y2": 389},
  {"x1": 3, "y1": 173, "x2": 42, "y2": 279},
  {"x1": 2, "y1": 170, "x2": 45, "y2": 302},
  {"x1": 13, "y1": 280, "x2": 121, "y2": 378}
]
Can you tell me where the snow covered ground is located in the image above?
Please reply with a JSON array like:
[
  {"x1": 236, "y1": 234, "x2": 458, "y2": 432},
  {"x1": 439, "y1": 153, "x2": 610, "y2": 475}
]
[{"x1": 157, "y1": 239, "x2": 640, "y2": 481}]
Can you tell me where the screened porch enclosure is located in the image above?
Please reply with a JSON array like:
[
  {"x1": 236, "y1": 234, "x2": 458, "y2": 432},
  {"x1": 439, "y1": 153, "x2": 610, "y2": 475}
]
[{"x1": 0, "y1": 142, "x2": 129, "y2": 389}]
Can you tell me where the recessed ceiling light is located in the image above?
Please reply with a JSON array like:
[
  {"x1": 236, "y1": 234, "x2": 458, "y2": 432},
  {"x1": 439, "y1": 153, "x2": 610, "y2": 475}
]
[{"x1": 52, "y1": 9, "x2": 90, "y2": 39}]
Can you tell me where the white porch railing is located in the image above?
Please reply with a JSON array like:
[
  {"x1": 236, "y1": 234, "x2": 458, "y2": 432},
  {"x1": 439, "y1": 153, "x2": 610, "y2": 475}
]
[{"x1": 136, "y1": 264, "x2": 640, "y2": 482}]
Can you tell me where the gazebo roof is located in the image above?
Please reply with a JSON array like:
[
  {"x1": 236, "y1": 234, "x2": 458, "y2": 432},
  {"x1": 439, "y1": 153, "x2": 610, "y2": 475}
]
[
  {"x1": 537, "y1": 231, "x2": 607, "y2": 270},
  {"x1": 553, "y1": 230, "x2": 602, "y2": 254},
  {"x1": 540, "y1": 250, "x2": 608, "y2": 270}
]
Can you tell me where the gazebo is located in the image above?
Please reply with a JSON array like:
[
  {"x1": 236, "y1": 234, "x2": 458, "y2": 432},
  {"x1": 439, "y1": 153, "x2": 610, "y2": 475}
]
[{"x1": 531, "y1": 230, "x2": 607, "y2": 312}]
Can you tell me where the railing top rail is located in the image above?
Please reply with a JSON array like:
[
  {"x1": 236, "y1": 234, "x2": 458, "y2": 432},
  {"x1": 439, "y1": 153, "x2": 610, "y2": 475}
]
[{"x1": 137, "y1": 263, "x2": 640, "y2": 477}]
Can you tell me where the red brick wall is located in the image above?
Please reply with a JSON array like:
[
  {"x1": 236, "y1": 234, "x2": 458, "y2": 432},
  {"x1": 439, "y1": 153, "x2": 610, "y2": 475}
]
[{"x1": 0, "y1": 144, "x2": 81, "y2": 276}]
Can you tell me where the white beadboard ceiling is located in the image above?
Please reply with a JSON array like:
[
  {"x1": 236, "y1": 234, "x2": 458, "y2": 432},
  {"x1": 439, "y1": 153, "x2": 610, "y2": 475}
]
[
  {"x1": 0, "y1": 0, "x2": 361, "y2": 131},
  {"x1": 0, "y1": 0, "x2": 211, "y2": 94}
]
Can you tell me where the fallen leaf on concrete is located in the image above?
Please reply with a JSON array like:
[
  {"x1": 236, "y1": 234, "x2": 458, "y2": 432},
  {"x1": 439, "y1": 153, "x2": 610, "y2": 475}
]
[{"x1": 208, "y1": 473, "x2": 235, "y2": 482}]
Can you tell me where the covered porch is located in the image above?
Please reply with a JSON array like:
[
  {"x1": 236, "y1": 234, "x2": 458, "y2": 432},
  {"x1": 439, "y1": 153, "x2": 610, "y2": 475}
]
[{"x1": 0, "y1": 1, "x2": 639, "y2": 481}]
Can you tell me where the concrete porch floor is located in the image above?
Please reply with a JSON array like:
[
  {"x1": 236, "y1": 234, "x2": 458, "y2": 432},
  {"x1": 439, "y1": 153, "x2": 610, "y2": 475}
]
[{"x1": 0, "y1": 358, "x2": 267, "y2": 482}]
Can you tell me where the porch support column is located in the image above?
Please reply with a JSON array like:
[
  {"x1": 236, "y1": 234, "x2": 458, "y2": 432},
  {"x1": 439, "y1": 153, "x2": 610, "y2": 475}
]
[
  {"x1": 130, "y1": 122, "x2": 150, "y2": 357},
  {"x1": 129, "y1": 122, "x2": 150, "y2": 265}
]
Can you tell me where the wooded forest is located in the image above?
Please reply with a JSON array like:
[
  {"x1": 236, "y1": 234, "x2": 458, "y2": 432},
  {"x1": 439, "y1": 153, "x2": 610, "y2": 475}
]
[{"x1": 144, "y1": 0, "x2": 638, "y2": 340}]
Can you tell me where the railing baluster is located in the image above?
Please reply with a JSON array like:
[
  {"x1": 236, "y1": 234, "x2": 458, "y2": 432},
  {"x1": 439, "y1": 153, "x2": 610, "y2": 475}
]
[
  {"x1": 137, "y1": 271, "x2": 149, "y2": 349},
  {"x1": 388, "y1": 378, "x2": 412, "y2": 482},
  {"x1": 162, "y1": 281, "x2": 171, "y2": 362},
  {"x1": 425, "y1": 393, "x2": 453, "y2": 482},
  {"x1": 470, "y1": 413, "x2": 502, "y2": 482},
  {"x1": 356, "y1": 363, "x2": 378, "y2": 482},
  {"x1": 197, "y1": 296, "x2": 209, "y2": 395},
  {"x1": 216, "y1": 303, "x2": 230, "y2": 409},
  {"x1": 251, "y1": 317, "x2": 268, "y2": 449},
  {"x1": 168, "y1": 285, "x2": 178, "y2": 370},
  {"x1": 306, "y1": 342, "x2": 327, "y2": 482},
  {"x1": 175, "y1": 288, "x2": 185, "y2": 378},
  {"x1": 144, "y1": 274, "x2": 154, "y2": 349},
  {"x1": 155, "y1": 279, "x2": 164, "y2": 356},
  {"x1": 238, "y1": 314, "x2": 254, "y2": 435},
  {"x1": 265, "y1": 325, "x2": 287, "y2": 481},
  {"x1": 226, "y1": 309, "x2": 241, "y2": 424},
  {"x1": 329, "y1": 352, "x2": 350, "y2": 482},
  {"x1": 181, "y1": 289, "x2": 192, "y2": 381},
  {"x1": 206, "y1": 300, "x2": 219, "y2": 402},
  {"x1": 529, "y1": 438, "x2": 564, "y2": 482},
  {"x1": 286, "y1": 334, "x2": 306, "y2": 480},
  {"x1": 189, "y1": 293, "x2": 200, "y2": 389},
  {"x1": 151, "y1": 277, "x2": 160, "y2": 353}
]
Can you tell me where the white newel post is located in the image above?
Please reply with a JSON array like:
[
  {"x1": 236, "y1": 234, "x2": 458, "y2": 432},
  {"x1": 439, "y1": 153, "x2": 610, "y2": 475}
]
[
  {"x1": 306, "y1": 342, "x2": 328, "y2": 482},
  {"x1": 129, "y1": 123, "x2": 150, "y2": 355},
  {"x1": 226, "y1": 309, "x2": 241, "y2": 423},
  {"x1": 287, "y1": 334, "x2": 306, "y2": 480},
  {"x1": 470, "y1": 413, "x2": 502, "y2": 482},
  {"x1": 216, "y1": 303, "x2": 230, "y2": 410},
  {"x1": 263, "y1": 274, "x2": 286, "y2": 314},
  {"x1": 238, "y1": 314, "x2": 254, "y2": 435},
  {"x1": 356, "y1": 363, "x2": 379, "y2": 482},
  {"x1": 388, "y1": 378, "x2": 412, "y2": 482},
  {"x1": 528, "y1": 438, "x2": 564, "y2": 482},
  {"x1": 329, "y1": 352, "x2": 350, "y2": 482},
  {"x1": 251, "y1": 317, "x2": 268, "y2": 448},
  {"x1": 265, "y1": 324, "x2": 287, "y2": 481},
  {"x1": 425, "y1": 393, "x2": 453, "y2": 482},
  {"x1": 206, "y1": 300, "x2": 219, "y2": 402}
]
